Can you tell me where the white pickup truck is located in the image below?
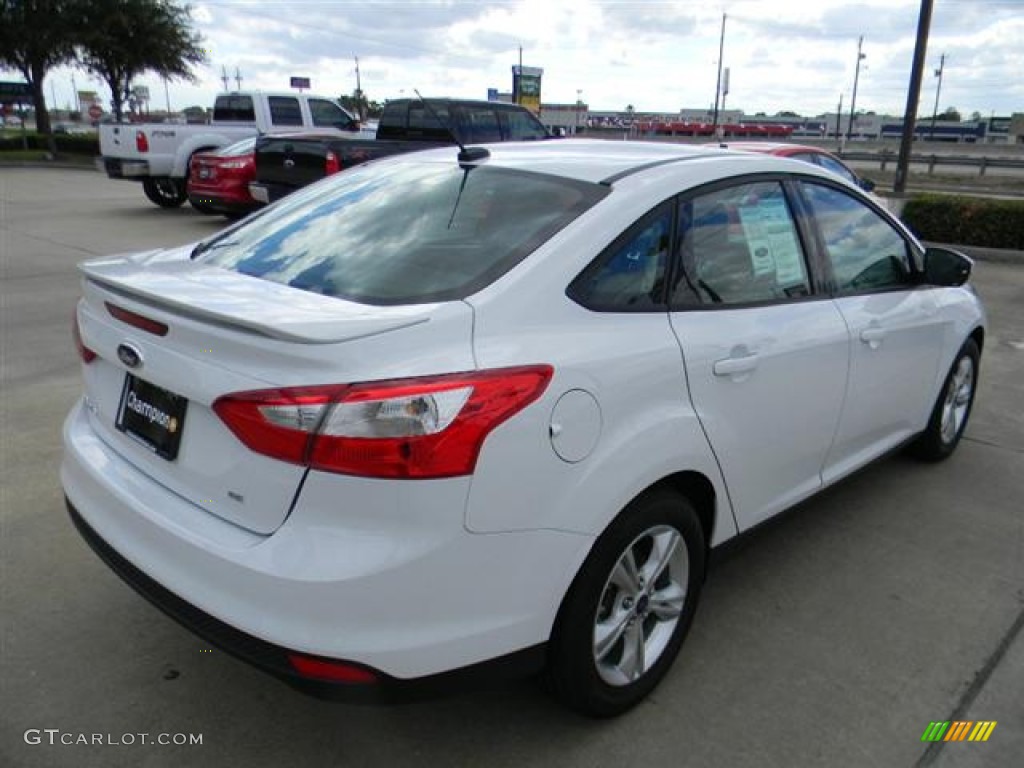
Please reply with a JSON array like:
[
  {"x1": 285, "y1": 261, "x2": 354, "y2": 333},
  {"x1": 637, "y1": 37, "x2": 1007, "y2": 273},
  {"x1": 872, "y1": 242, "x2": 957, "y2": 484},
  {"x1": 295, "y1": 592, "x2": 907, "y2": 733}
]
[{"x1": 98, "y1": 91, "x2": 372, "y2": 208}]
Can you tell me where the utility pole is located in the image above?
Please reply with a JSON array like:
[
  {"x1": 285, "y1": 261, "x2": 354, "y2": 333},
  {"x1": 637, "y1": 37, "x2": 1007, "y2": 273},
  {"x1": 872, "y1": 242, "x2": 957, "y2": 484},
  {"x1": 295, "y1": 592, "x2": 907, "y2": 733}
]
[
  {"x1": 353, "y1": 55, "x2": 364, "y2": 120},
  {"x1": 220, "y1": 66, "x2": 229, "y2": 92},
  {"x1": 846, "y1": 36, "x2": 866, "y2": 143},
  {"x1": 929, "y1": 53, "x2": 945, "y2": 141},
  {"x1": 836, "y1": 93, "x2": 843, "y2": 142},
  {"x1": 163, "y1": 78, "x2": 171, "y2": 114},
  {"x1": 712, "y1": 13, "x2": 727, "y2": 131},
  {"x1": 234, "y1": 67, "x2": 243, "y2": 91},
  {"x1": 895, "y1": 0, "x2": 934, "y2": 195}
]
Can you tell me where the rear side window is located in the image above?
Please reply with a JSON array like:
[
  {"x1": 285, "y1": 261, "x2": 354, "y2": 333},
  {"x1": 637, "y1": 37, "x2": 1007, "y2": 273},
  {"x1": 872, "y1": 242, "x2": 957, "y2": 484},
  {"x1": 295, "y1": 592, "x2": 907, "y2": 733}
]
[
  {"x1": 197, "y1": 162, "x2": 608, "y2": 305},
  {"x1": 457, "y1": 107, "x2": 502, "y2": 143},
  {"x1": 268, "y1": 96, "x2": 303, "y2": 127},
  {"x1": 569, "y1": 205, "x2": 671, "y2": 311},
  {"x1": 212, "y1": 95, "x2": 255, "y2": 122},
  {"x1": 406, "y1": 103, "x2": 453, "y2": 140},
  {"x1": 672, "y1": 181, "x2": 812, "y2": 307}
]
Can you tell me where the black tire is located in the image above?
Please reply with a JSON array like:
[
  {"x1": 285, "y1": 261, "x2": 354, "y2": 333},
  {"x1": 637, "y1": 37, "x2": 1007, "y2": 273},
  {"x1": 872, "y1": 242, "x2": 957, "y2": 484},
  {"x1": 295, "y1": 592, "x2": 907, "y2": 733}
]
[
  {"x1": 911, "y1": 338, "x2": 980, "y2": 461},
  {"x1": 142, "y1": 177, "x2": 188, "y2": 208},
  {"x1": 546, "y1": 487, "x2": 705, "y2": 717}
]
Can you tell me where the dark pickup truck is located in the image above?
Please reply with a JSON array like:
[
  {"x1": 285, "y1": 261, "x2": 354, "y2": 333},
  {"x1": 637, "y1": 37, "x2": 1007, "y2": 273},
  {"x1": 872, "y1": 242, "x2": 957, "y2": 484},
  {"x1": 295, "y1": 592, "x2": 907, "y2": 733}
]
[{"x1": 249, "y1": 98, "x2": 552, "y2": 204}]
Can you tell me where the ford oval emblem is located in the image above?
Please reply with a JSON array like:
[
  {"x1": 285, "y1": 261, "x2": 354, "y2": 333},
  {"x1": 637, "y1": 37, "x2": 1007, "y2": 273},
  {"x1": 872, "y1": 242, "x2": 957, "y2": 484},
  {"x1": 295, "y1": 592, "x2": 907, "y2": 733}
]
[
  {"x1": 283, "y1": 158, "x2": 295, "y2": 169},
  {"x1": 117, "y1": 343, "x2": 143, "y2": 369}
]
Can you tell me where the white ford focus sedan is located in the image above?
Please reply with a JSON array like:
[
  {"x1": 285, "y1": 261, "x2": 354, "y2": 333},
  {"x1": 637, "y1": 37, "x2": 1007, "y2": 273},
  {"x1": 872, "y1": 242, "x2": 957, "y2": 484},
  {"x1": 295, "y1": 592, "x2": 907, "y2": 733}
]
[{"x1": 63, "y1": 140, "x2": 985, "y2": 716}]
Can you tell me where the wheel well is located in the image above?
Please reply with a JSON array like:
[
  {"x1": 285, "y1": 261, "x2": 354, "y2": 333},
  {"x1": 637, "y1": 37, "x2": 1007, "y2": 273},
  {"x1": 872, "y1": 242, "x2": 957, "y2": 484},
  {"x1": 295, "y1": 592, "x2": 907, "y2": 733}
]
[
  {"x1": 657, "y1": 471, "x2": 716, "y2": 551},
  {"x1": 969, "y1": 326, "x2": 985, "y2": 353}
]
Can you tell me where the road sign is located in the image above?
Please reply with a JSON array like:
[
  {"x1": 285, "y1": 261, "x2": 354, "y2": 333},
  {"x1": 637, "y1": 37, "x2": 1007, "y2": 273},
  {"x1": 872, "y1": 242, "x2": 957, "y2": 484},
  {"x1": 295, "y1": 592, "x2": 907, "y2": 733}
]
[
  {"x1": 88, "y1": 104, "x2": 103, "y2": 120},
  {"x1": 290, "y1": 77, "x2": 311, "y2": 90},
  {"x1": 0, "y1": 81, "x2": 32, "y2": 104}
]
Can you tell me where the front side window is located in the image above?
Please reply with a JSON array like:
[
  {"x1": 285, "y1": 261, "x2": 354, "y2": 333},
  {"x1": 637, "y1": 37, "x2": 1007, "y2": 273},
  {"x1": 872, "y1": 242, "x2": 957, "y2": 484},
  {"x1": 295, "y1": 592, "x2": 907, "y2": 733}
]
[
  {"x1": 801, "y1": 182, "x2": 913, "y2": 294},
  {"x1": 569, "y1": 205, "x2": 671, "y2": 310},
  {"x1": 672, "y1": 181, "x2": 812, "y2": 307},
  {"x1": 197, "y1": 162, "x2": 608, "y2": 305},
  {"x1": 268, "y1": 96, "x2": 303, "y2": 127},
  {"x1": 309, "y1": 99, "x2": 352, "y2": 128},
  {"x1": 456, "y1": 108, "x2": 502, "y2": 143}
]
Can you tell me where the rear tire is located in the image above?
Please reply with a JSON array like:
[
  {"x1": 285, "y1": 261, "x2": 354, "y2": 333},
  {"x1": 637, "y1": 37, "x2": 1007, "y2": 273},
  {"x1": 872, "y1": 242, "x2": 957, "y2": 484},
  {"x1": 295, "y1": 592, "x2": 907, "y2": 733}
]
[
  {"x1": 911, "y1": 338, "x2": 979, "y2": 461},
  {"x1": 143, "y1": 178, "x2": 187, "y2": 208},
  {"x1": 546, "y1": 487, "x2": 705, "y2": 717}
]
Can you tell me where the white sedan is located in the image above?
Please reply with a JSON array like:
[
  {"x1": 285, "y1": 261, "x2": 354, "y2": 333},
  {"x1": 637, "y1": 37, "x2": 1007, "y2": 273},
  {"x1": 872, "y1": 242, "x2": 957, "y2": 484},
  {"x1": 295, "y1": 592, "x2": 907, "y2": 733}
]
[{"x1": 63, "y1": 140, "x2": 985, "y2": 716}]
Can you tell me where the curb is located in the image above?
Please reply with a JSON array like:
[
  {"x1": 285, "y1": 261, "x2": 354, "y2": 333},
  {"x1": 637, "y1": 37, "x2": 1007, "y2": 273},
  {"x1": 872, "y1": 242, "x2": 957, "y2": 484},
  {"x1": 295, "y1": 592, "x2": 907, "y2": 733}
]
[{"x1": 0, "y1": 160, "x2": 99, "y2": 171}]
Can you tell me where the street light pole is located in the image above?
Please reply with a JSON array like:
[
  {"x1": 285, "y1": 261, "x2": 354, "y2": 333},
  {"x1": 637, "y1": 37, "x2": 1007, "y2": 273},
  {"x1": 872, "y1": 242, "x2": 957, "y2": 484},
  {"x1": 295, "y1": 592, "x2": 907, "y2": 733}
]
[
  {"x1": 846, "y1": 36, "x2": 866, "y2": 143},
  {"x1": 929, "y1": 53, "x2": 945, "y2": 141},
  {"x1": 712, "y1": 13, "x2": 727, "y2": 131}
]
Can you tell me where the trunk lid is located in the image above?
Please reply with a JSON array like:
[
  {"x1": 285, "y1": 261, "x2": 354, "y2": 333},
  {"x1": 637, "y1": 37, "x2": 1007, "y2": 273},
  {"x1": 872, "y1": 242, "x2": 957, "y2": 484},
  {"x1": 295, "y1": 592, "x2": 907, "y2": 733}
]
[{"x1": 76, "y1": 246, "x2": 472, "y2": 534}]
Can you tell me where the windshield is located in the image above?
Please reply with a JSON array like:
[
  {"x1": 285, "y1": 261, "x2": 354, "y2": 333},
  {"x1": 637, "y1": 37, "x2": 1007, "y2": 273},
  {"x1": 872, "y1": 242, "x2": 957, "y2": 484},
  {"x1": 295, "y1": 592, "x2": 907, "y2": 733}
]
[{"x1": 197, "y1": 159, "x2": 607, "y2": 305}]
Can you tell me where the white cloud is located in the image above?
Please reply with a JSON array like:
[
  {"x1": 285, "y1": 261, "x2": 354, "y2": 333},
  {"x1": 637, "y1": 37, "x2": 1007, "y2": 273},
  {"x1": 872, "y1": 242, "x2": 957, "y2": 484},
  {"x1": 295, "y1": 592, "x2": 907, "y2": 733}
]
[{"x1": 16, "y1": 0, "x2": 1024, "y2": 118}]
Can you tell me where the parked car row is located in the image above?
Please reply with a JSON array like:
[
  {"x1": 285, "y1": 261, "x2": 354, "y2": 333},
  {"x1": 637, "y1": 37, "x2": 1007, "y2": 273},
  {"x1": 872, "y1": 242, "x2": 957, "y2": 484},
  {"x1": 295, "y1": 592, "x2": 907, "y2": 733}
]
[{"x1": 67, "y1": 138, "x2": 984, "y2": 716}]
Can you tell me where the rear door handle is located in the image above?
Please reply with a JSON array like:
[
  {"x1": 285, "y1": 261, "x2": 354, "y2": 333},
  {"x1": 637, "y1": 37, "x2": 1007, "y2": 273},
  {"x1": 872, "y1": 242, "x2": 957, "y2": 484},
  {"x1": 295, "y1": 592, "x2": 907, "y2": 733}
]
[
  {"x1": 860, "y1": 326, "x2": 887, "y2": 347},
  {"x1": 713, "y1": 354, "x2": 759, "y2": 377}
]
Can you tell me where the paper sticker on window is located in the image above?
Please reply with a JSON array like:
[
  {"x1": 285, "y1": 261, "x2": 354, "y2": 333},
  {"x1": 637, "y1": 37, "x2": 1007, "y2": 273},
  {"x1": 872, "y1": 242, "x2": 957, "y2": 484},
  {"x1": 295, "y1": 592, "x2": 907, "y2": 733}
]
[{"x1": 738, "y1": 198, "x2": 805, "y2": 287}]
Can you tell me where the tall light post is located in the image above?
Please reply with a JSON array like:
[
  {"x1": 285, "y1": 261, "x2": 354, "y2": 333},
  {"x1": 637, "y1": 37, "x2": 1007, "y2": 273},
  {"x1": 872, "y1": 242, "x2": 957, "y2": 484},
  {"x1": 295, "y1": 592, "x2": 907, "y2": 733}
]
[
  {"x1": 846, "y1": 36, "x2": 866, "y2": 143},
  {"x1": 711, "y1": 12, "x2": 727, "y2": 131},
  {"x1": 576, "y1": 88, "x2": 583, "y2": 134},
  {"x1": 929, "y1": 53, "x2": 945, "y2": 141}
]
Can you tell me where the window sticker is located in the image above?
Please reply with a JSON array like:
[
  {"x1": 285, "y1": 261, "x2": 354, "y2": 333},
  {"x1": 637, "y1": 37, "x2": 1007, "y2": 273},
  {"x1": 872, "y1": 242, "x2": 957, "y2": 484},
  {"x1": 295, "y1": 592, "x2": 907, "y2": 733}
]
[{"x1": 737, "y1": 197, "x2": 805, "y2": 286}]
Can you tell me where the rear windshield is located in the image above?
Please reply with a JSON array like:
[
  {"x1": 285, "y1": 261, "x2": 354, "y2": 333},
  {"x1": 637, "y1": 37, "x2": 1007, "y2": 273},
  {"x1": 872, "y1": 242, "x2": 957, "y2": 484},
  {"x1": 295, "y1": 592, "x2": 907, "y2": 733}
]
[
  {"x1": 212, "y1": 95, "x2": 255, "y2": 122},
  {"x1": 197, "y1": 160, "x2": 608, "y2": 305}
]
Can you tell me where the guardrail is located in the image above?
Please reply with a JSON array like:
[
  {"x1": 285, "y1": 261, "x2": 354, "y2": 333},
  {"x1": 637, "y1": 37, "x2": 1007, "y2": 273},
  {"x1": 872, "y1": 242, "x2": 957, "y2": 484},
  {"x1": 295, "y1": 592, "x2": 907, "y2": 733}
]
[{"x1": 839, "y1": 150, "x2": 1024, "y2": 176}]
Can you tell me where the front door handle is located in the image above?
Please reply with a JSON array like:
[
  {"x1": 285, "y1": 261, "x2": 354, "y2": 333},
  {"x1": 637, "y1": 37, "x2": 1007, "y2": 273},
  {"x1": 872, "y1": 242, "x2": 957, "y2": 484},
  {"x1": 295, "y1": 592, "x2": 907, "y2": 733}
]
[{"x1": 713, "y1": 354, "x2": 759, "y2": 377}]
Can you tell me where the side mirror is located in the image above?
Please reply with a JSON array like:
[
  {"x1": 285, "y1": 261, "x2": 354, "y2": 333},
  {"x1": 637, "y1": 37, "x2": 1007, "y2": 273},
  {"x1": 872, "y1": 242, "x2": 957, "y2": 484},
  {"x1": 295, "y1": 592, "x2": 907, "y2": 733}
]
[
  {"x1": 923, "y1": 246, "x2": 972, "y2": 287},
  {"x1": 858, "y1": 176, "x2": 876, "y2": 192},
  {"x1": 337, "y1": 118, "x2": 359, "y2": 132}
]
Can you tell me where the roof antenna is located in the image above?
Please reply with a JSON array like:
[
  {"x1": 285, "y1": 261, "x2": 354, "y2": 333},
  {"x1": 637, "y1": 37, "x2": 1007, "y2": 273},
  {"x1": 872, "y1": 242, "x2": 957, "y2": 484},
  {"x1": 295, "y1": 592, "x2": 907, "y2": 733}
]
[{"x1": 414, "y1": 89, "x2": 489, "y2": 165}]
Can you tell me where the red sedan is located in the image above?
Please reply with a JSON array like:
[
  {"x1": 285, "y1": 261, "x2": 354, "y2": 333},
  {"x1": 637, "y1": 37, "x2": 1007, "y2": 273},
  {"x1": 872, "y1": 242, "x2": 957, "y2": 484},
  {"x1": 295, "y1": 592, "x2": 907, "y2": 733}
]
[
  {"x1": 717, "y1": 142, "x2": 876, "y2": 192},
  {"x1": 187, "y1": 137, "x2": 258, "y2": 218}
]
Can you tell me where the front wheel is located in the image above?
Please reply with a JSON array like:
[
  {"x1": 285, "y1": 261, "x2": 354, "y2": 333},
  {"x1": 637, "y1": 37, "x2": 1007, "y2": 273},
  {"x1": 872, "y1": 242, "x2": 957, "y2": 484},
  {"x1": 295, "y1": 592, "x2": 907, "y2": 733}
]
[
  {"x1": 911, "y1": 338, "x2": 980, "y2": 461},
  {"x1": 142, "y1": 178, "x2": 187, "y2": 208},
  {"x1": 546, "y1": 487, "x2": 705, "y2": 717}
]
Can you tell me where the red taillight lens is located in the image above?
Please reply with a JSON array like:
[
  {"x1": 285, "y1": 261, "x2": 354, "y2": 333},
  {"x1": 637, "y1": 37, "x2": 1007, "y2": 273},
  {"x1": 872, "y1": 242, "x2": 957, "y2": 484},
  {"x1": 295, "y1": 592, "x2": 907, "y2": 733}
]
[
  {"x1": 324, "y1": 150, "x2": 341, "y2": 175},
  {"x1": 105, "y1": 302, "x2": 168, "y2": 336},
  {"x1": 135, "y1": 130, "x2": 149, "y2": 153},
  {"x1": 72, "y1": 310, "x2": 97, "y2": 364},
  {"x1": 213, "y1": 366, "x2": 553, "y2": 478},
  {"x1": 287, "y1": 654, "x2": 378, "y2": 684}
]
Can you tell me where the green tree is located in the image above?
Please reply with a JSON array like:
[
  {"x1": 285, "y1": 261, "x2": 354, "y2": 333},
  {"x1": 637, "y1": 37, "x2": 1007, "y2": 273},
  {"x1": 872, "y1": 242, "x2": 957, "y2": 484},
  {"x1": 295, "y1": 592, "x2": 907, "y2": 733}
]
[
  {"x1": 0, "y1": 0, "x2": 79, "y2": 140},
  {"x1": 76, "y1": 0, "x2": 206, "y2": 122},
  {"x1": 938, "y1": 106, "x2": 961, "y2": 123}
]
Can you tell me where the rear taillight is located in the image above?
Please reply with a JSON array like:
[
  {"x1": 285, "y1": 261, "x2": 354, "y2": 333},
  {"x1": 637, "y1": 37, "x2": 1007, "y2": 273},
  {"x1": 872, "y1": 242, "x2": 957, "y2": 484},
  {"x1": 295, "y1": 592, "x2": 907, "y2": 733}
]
[
  {"x1": 213, "y1": 366, "x2": 553, "y2": 478},
  {"x1": 72, "y1": 310, "x2": 97, "y2": 364},
  {"x1": 324, "y1": 150, "x2": 341, "y2": 175},
  {"x1": 219, "y1": 156, "x2": 253, "y2": 171},
  {"x1": 135, "y1": 131, "x2": 149, "y2": 153}
]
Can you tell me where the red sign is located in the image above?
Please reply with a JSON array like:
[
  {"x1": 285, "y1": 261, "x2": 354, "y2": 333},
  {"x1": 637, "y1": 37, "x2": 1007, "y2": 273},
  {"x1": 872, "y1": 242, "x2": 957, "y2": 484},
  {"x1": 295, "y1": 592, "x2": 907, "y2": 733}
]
[{"x1": 88, "y1": 104, "x2": 103, "y2": 120}]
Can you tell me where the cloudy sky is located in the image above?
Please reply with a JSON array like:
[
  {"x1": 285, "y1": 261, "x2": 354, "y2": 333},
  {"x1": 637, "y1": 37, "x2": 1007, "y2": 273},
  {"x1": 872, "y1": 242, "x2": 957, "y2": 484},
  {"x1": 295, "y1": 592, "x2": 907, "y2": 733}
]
[{"x1": 32, "y1": 0, "x2": 1024, "y2": 118}]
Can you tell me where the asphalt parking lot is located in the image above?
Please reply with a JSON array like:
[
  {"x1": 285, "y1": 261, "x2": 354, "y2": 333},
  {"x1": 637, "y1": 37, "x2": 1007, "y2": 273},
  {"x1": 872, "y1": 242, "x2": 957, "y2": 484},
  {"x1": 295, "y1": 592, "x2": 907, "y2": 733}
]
[{"x1": 1, "y1": 168, "x2": 1021, "y2": 768}]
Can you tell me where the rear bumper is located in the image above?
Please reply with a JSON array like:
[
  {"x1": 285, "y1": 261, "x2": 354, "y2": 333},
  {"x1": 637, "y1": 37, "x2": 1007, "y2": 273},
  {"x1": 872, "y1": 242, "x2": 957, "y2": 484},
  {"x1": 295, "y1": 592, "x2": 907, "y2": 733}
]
[
  {"x1": 187, "y1": 192, "x2": 259, "y2": 216},
  {"x1": 248, "y1": 181, "x2": 294, "y2": 205},
  {"x1": 61, "y1": 399, "x2": 589, "y2": 694},
  {"x1": 100, "y1": 156, "x2": 150, "y2": 179},
  {"x1": 66, "y1": 499, "x2": 545, "y2": 702}
]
